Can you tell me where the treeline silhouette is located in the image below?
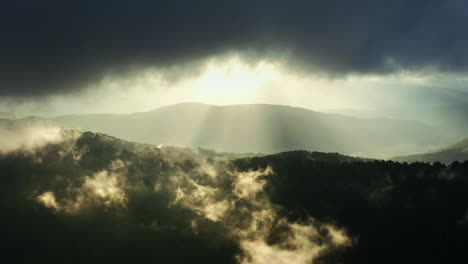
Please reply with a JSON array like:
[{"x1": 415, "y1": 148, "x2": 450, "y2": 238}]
[
  {"x1": 1, "y1": 132, "x2": 467, "y2": 263},
  {"x1": 235, "y1": 151, "x2": 468, "y2": 263}
]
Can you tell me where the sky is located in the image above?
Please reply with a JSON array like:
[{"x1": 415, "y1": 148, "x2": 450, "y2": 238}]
[
  {"x1": 3, "y1": 2, "x2": 468, "y2": 262},
  {"x1": 1, "y1": 0, "x2": 468, "y2": 118}
]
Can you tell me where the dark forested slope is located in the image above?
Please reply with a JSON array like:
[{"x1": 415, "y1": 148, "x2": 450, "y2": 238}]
[{"x1": 1, "y1": 131, "x2": 467, "y2": 263}]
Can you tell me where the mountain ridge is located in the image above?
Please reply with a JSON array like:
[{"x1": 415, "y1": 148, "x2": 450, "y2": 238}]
[
  {"x1": 3, "y1": 102, "x2": 453, "y2": 158},
  {"x1": 393, "y1": 138, "x2": 468, "y2": 164}
]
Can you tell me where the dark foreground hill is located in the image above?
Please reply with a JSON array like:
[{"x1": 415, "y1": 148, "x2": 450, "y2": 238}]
[
  {"x1": 393, "y1": 138, "x2": 468, "y2": 164},
  {"x1": 1, "y1": 131, "x2": 468, "y2": 263},
  {"x1": 27, "y1": 102, "x2": 452, "y2": 157}
]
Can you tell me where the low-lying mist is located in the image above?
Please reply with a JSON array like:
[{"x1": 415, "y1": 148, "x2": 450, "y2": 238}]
[
  {"x1": 0, "y1": 119, "x2": 62, "y2": 153},
  {"x1": 1, "y1": 128, "x2": 351, "y2": 263},
  {"x1": 1, "y1": 126, "x2": 468, "y2": 263}
]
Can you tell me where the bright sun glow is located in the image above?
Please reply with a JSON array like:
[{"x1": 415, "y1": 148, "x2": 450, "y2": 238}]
[
  {"x1": 197, "y1": 57, "x2": 280, "y2": 95},
  {"x1": 9, "y1": 54, "x2": 449, "y2": 117}
]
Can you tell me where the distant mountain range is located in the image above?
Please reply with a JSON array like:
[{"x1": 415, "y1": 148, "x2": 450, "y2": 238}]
[
  {"x1": 393, "y1": 138, "x2": 468, "y2": 164},
  {"x1": 9, "y1": 102, "x2": 453, "y2": 158}
]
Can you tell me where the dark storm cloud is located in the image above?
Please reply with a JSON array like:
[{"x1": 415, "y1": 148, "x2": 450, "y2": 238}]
[{"x1": 1, "y1": 0, "x2": 467, "y2": 96}]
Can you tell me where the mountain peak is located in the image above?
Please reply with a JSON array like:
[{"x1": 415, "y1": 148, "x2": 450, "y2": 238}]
[{"x1": 146, "y1": 102, "x2": 319, "y2": 114}]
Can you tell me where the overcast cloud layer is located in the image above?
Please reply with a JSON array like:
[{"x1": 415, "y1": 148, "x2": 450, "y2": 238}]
[{"x1": 1, "y1": 0, "x2": 467, "y2": 96}]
